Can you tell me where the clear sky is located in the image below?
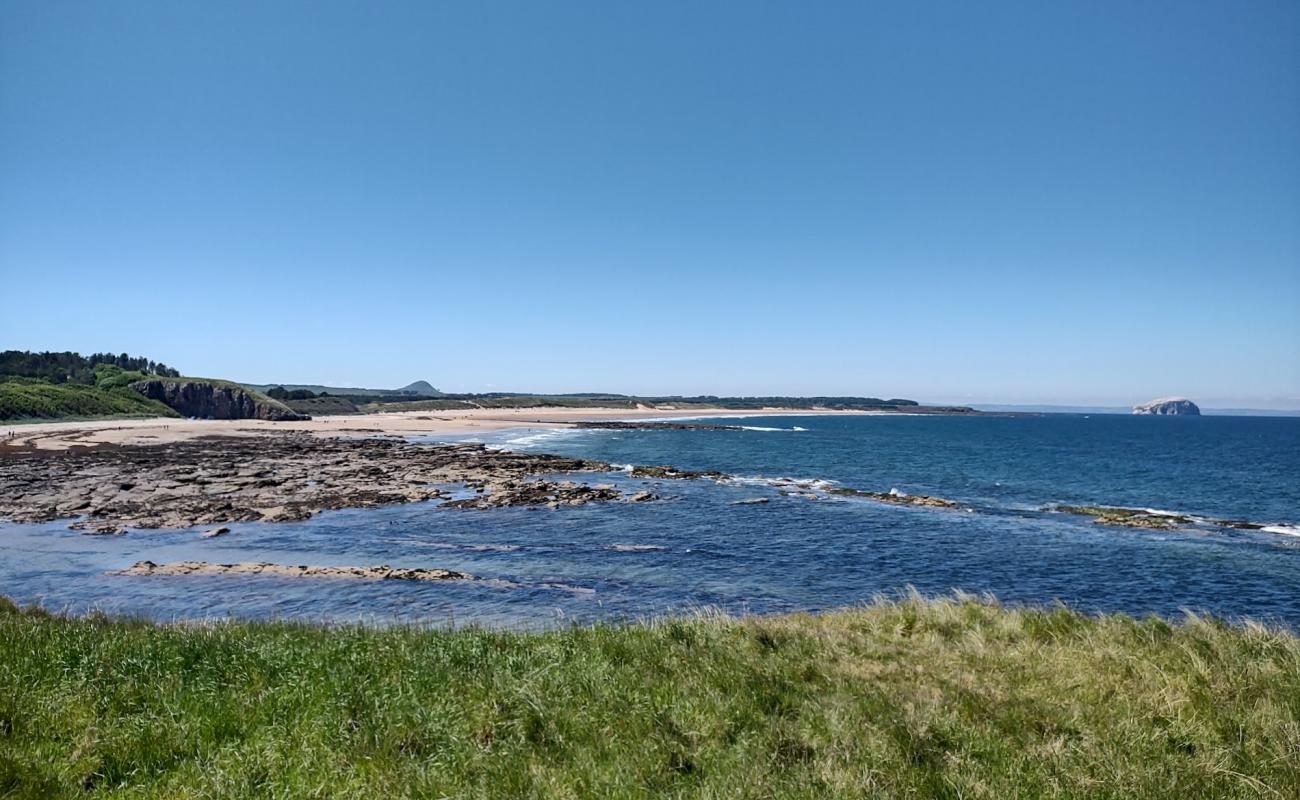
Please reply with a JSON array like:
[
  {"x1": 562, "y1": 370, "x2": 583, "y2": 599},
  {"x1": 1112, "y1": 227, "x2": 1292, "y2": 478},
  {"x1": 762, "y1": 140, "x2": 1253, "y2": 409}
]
[{"x1": 2, "y1": 1, "x2": 1297, "y2": 407}]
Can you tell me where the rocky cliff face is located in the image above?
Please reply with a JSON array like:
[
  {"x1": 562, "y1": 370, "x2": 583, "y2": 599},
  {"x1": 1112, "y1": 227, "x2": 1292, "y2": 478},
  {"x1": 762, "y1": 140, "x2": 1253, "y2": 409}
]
[
  {"x1": 1132, "y1": 397, "x2": 1201, "y2": 416},
  {"x1": 129, "y1": 379, "x2": 309, "y2": 421}
]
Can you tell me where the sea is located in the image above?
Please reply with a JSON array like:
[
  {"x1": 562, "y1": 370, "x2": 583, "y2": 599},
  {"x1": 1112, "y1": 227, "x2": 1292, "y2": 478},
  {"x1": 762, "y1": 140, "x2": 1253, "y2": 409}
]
[{"x1": 2, "y1": 413, "x2": 1298, "y2": 628}]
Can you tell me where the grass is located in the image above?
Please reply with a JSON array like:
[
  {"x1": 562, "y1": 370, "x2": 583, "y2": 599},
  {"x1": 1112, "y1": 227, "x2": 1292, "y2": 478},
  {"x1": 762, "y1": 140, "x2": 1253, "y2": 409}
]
[
  {"x1": 0, "y1": 377, "x2": 179, "y2": 421},
  {"x1": 1, "y1": 594, "x2": 1296, "y2": 798},
  {"x1": 0, "y1": 369, "x2": 297, "y2": 422}
]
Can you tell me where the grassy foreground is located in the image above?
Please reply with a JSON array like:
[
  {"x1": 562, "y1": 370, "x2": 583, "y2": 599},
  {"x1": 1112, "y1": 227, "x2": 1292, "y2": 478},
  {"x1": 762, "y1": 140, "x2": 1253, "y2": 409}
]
[{"x1": 1, "y1": 596, "x2": 1296, "y2": 799}]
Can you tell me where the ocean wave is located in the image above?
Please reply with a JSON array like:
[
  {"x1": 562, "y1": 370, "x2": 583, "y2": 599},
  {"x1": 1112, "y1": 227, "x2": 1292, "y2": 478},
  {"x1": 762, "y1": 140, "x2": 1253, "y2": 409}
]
[
  {"x1": 486, "y1": 427, "x2": 592, "y2": 451},
  {"x1": 382, "y1": 539, "x2": 523, "y2": 553},
  {"x1": 1142, "y1": 508, "x2": 1187, "y2": 518},
  {"x1": 720, "y1": 475, "x2": 838, "y2": 491},
  {"x1": 1262, "y1": 525, "x2": 1300, "y2": 537},
  {"x1": 1046, "y1": 504, "x2": 1300, "y2": 539},
  {"x1": 536, "y1": 582, "x2": 597, "y2": 595},
  {"x1": 622, "y1": 413, "x2": 825, "y2": 425},
  {"x1": 607, "y1": 544, "x2": 669, "y2": 552}
]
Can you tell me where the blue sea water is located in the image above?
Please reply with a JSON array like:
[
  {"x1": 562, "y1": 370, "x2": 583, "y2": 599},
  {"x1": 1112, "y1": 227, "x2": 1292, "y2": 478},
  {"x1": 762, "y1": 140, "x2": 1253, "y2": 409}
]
[{"x1": 1, "y1": 414, "x2": 1297, "y2": 628}]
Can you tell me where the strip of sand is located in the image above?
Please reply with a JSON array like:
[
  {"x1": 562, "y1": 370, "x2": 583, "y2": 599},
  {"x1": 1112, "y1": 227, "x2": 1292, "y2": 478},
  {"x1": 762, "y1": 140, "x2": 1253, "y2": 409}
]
[{"x1": 0, "y1": 406, "x2": 888, "y2": 451}]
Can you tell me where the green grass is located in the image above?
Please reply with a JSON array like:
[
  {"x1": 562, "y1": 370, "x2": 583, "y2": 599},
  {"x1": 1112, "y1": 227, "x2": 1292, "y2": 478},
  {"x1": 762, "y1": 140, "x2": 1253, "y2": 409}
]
[
  {"x1": 0, "y1": 377, "x2": 179, "y2": 421},
  {"x1": 1, "y1": 594, "x2": 1296, "y2": 798},
  {"x1": 0, "y1": 368, "x2": 294, "y2": 422}
]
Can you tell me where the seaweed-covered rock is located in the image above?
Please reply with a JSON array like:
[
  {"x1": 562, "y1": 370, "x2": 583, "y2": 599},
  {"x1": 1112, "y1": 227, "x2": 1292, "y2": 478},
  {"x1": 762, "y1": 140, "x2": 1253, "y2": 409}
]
[{"x1": 1052, "y1": 505, "x2": 1190, "y2": 529}]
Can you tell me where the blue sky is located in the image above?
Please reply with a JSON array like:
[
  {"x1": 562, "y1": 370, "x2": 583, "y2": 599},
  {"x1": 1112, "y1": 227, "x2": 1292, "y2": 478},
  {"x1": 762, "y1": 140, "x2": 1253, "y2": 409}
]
[{"x1": 2, "y1": 1, "x2": 1297, "y2": 407}]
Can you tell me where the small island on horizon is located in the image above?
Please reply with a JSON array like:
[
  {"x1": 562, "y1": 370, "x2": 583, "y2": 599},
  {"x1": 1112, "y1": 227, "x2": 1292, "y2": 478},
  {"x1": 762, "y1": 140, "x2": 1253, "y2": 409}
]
[{"x1": 1133, "y1": 397, "x2": 1202, "y2": 416}]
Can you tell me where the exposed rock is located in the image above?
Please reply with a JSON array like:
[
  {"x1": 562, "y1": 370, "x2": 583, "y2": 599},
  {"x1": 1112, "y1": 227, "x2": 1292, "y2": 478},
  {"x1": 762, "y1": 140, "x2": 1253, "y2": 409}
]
[
  {"x1": 259, "y1": 505, "x2": 312, "y2": 522},
  {"x1": 1132, "y1": 397, "x2": 1201, "y2": 416},
  {"x1": 113, "y1": 560, "x2": 470, "y2": 581},
  {"x1": 730, "y1": 498, "x2": 770, "y2": 505},
  {"x1": 1052, "y1": 505, "x2": 1190, "y2": 529},
  {"x1": 1219, "y1": 520, "x2": 1266, "y2": 530},
  {"x1": 129, "y1": 379, "x2": 310, "y2": 421},
  {"x1": 827, "y1": 486, "x2": 961, "y2": 508},
  {"x1": 629, "y1": 465, "x2": 725, "y2": 480},
  {"x1": 79, "y1": 522, "x2": 126, "y2": 535},
  {"x1": 442, "y1": 480, "x2": 625, "y2": 510},
  {"x1": 199, "y1": 526, "x2": 230, "y2": 538},
  {"x1": 0, "y1": 435, "x2": 630, "y2": 529}
]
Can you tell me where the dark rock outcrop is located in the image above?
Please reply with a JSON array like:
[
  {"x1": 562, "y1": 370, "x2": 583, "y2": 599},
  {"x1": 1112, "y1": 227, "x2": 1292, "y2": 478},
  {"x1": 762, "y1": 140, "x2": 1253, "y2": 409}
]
[
  {"x1": 1052, "y1": 505, "x2": 1189, "y2": 529},
  {"x1": 1132, "y1": 397, "x2": 1200, "y2": 416},
  {"x1": 827, "y1": 487, "x2": 962, "y2": 508},
  {"x1": 113, "y1": 560, "x2": 471, "y2": 581},
  {"x1": 129, "y1": 379, "x2": 309, "y2": 421}
]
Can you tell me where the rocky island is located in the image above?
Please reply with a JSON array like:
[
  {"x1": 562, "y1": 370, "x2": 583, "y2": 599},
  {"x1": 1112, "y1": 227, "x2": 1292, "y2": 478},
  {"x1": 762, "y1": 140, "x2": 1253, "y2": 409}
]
[{"x1": 1132, "y1": 397, "x2": 1201, "y2": 415}]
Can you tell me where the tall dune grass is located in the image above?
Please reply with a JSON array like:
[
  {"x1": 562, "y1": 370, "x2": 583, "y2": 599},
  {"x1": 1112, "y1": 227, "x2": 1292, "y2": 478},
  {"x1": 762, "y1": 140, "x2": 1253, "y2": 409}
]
[{"x1": 1, "y1": 593, "x2": 1296, "y2": 798}]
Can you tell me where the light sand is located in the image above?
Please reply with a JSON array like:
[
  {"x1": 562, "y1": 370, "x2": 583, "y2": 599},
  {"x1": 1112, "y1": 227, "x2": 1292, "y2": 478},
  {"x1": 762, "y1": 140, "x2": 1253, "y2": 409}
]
[{"x1": 0, "y1": 406, "x2": 885, "y2": 451}]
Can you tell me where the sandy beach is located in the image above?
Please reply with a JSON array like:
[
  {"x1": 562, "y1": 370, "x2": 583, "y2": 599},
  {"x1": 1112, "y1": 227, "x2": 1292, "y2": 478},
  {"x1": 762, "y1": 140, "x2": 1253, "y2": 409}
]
[{"x1": 0, "y1": 406, "x2": 885, "y2": 451}]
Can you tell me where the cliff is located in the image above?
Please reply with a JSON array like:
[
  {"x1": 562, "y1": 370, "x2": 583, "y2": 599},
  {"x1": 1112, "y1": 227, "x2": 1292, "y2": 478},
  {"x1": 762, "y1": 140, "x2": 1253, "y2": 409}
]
[
  {"x1": 130, "y1": 379, "x2": 309, "y2": 421},
  {"x1": 1132, "y1": 397, "x2": 1201, "y2": 416}
]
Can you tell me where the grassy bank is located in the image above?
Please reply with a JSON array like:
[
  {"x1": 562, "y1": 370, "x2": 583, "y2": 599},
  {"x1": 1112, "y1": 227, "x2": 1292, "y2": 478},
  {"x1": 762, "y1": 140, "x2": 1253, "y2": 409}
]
[
  {"x1": 1, "y1": 595, "x2": 1296, "y2": 799},
  {"x1": 0, "y1": 376, "x2": 179, "y2": 421}
]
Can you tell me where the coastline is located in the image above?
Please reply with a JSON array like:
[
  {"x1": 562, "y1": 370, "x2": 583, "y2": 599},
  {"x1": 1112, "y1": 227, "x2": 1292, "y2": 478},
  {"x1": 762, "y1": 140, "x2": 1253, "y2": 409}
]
[{"x1": 0, "y1": 406, "x2": 893, "y2": 451}]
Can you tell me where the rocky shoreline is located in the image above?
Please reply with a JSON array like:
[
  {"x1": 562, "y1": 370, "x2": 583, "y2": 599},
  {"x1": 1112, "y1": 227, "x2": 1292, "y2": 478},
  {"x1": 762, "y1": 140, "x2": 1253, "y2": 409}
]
[
  {"x1": 0, "y1": 434, "x2": 646, "y2": 532},
  {"x1": 3, "y1": 430, "x2": 1268, "y2": 540},
  {"x1": 0, "y1": 430, "x2": 978, "y2": 535}
]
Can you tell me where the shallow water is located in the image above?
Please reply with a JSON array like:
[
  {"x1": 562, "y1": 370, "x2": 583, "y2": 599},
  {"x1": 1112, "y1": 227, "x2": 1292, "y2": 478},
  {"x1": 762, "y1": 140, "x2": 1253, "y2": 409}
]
[{"x1": 2, "y1": 414, "x2": 1297, "y2": 628}]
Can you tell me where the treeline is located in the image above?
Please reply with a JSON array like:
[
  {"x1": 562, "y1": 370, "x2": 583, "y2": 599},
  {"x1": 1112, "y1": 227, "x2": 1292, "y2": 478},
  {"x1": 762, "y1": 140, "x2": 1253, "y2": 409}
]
[
  {"x1": 0, "y1": 351, "x2": 180, "y2": 384},
  {"x1": 265, "y1": 386, "x2": 322, "y2": 401}
]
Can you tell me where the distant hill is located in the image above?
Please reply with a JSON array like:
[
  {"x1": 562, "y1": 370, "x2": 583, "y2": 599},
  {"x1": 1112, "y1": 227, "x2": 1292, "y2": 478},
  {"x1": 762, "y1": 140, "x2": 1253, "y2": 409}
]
[
  {"x1": 397, "y1": 380, "x2": 439, "y2": 395},
  {"x1": 244, "y1": 382, "x2": 442, "y2": 398}
]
